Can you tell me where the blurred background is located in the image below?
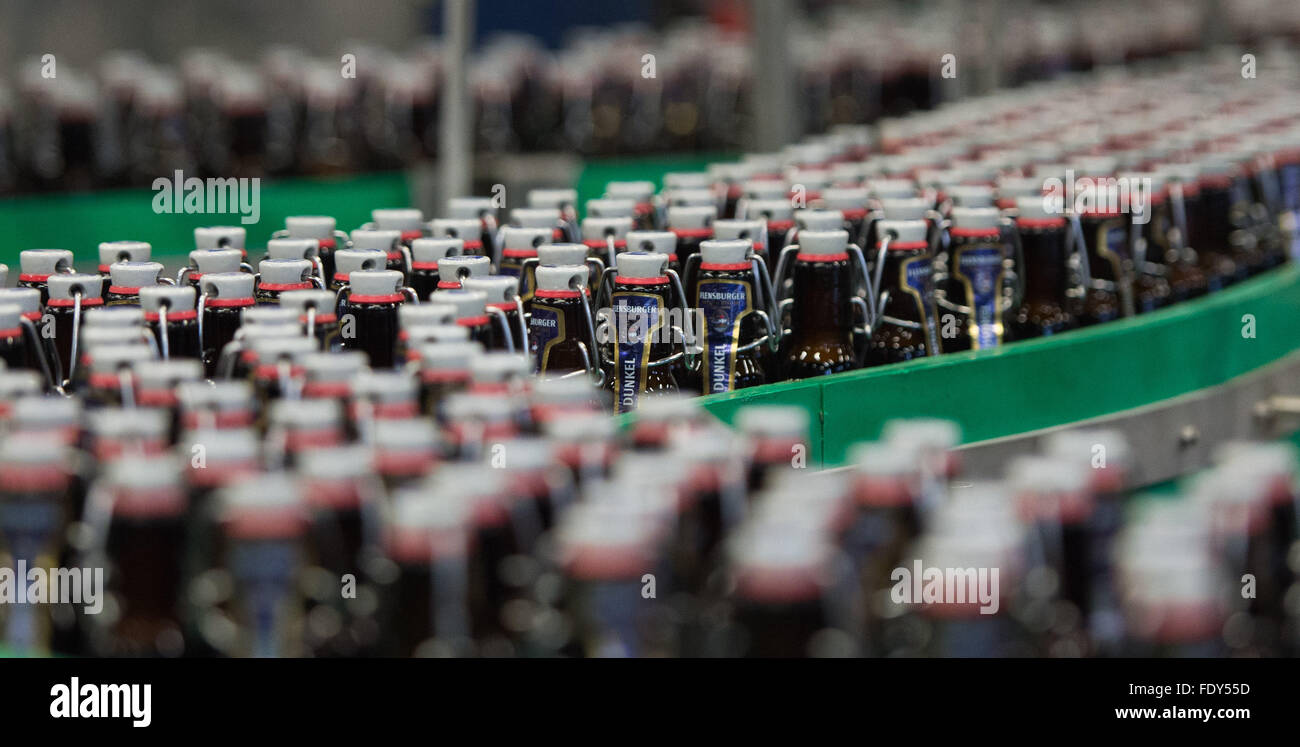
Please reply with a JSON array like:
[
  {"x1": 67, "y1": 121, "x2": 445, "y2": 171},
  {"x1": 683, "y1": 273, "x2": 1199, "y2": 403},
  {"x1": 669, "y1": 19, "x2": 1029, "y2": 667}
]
[{"x1": 1, "y1": 0, "x2": 1298, "y2": 254}]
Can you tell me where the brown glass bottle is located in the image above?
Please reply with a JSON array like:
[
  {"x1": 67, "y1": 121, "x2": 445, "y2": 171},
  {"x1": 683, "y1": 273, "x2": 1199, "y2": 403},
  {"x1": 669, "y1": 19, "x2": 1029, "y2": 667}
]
[
  {"x1": 529, "y1": 265, "x2": 592, "y2": 378},
  {"x1": 140, "y1": 285, "x2": 201, "y2": 360},
  {"x1": 46, "y1": 274, "x2": 106, "y2": 378},
  {"x1": 867, "y1": 220, "x2": 940, "y2": 363},
  {"x1": 340, "y1": 270, "x2": 405, "y2": 370},
  {"x1": 694, "y1": 240, "x2": 767, "y2": 392},
  {"x1": 1007, "y1": 200, "x2": 1078, "y2": 339},
  {"x1": 780, "y1": 230, "x2": 857, "y2": 379},
  {"x1": 605, "y1": 252, "x2": 680, "y2": 413},
  {"x1": 199, "y1": 273, "x2": 256, "y2": 377},
  {"x1": 409, "y1": 238, "x2": 463, "y2": 301},
  {"x1": 941, "y1": 208, "x2": 1013, "y2": 349}
]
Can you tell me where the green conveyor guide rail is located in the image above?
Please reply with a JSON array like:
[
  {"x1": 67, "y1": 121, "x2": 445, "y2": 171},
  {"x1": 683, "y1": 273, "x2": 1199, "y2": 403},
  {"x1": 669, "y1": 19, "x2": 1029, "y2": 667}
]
[{"x1": 688, "y1": 265, "x2": 1300, "y2": 469}]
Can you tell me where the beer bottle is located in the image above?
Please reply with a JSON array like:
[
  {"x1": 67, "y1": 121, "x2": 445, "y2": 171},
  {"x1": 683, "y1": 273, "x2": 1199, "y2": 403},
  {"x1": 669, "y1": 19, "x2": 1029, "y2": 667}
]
[
  {"x1": 512, "y1": 207, "x2": 572, "y2": 244},
  {"x1": 1009, "y1": 456, "x2": 1095, "y2": 655},
  {"x1": 726, "y1": 523, "x2": 836, "y2": 657},
  {"x1": 693, "y1": 239, "x2": 771, "y2": 392},
  {"x1": 265, "y1": 239, "x2": 324, "y2": 285},
  {"x1": 433, "y1": 255, "x2": 491, "y2": 291},
  {"x1": 299, "y1": 351, "x2": 368, "y2": 403},
  {"x1": 245, "y1": 336, "x2": 315, "y2": 404},
  {"x1": 106, "y1": 261, "x2": 166, "y2": 307},
  {"x1": 0, "y1": 436, "x2": 76, "y2": 654},
  {"x1": 397, "y1": 302, "x2": 459, "y2": 360},
  {"x1": 96, "y1": 241, "x2": 152, "y2": 288},
  {"x1": 139, "y1": 285, "x2": 201, "y2": 361},
  {"x1": 409, "y1": 238, "x2": 463, "y2": 300},
  {"x1": 437, "y1": 289, "x2": 503, "y2": 349},
  {"x1": 266, "y1": 399, "x2": 345, "y2": 468},
  {"x1": 604, "y1": 251, "x2": 681, "y2": 413},
  {"x1": 1115, "y1": 172, "x2": 1172, "y2": 313},
  {"x1": 581, "y1": 216, "x2": 633, "y2": 269},
  {"x1": 194, "y1": 226, "x2": 248, "y2": 261},
  {"x1": 371, "y1": 208, "x2": 427, "y2": 252},
  {"x1": 938, "y1": 207, "x2": 1014, "y2": 350},
  {"x1": 17, "y1": 249, "x2": 74, "y2": 304},
  {"x1": 198, "y1": 272, "x2": 256, "y2": 377},
  {"x1": 414, "y1": 341, "x2": 482, "y2": 415},
  {"x1": 280, "y1": 289, "x2": 340, "y2": 349},
  {"x1": 181, "y1": 247, "x2": 244, "y2": 290},
  {"x1": 737, "y1": 198, "x2": 794, "y2": 269},
  {"x1": 445, "y1": 196, "x2": 500, "y2": 254},
  {"x1": 529, "y1": 376, "x2": 603, "y2": 428},
  {"x1": 713, "y1": 218, "x2": 771, "y2": 266},
  {"x1": 667, "y1": 205, "x2": 716, "y2": 270},
  {"x1": 866, "y1": 219, "x2": 940, "y2": 365},
  {"x1": 1196, "y1": 155, "x2": 1254, "y2": 284},
  {"x1": 604, "y1": 180, "x2": 658, "y2": 229},
  {"x1": 283, "y1": 216, "x2": 346, "y2": 283},
  {"x1": 350, "y1": 228, "x2": 406, "y2": 276},
  {"x1": 820, "y1": 186, "x2": 871, "y2": 247},
  {"x1": 584, "y1": 198, "x2": 636, "y2": 221},
  {"x1": 90, "y1": 456, "x2": 188, "y2": 656},
  {"x1": 553, "y1": 493, "x2": 667, "y2": 657},
  {"x1": 132, "y1": 359, "x2": 202, "y2": 443},
  {"x1": 778, "y1": 229, "x2": 859, "y2": 378},
  {"x1": 372, "y1": 418, "x2": 440, "y2": 492},
  {"x1": 329, "y1": 248, "x2": 386, "y2": 292},
  {"x1": 339, "y1": 269, "x2": 407, "y2": 370},
  {"x1": 46, "y1": 274, "x2": 105, "y2": 381},
  {"x1": 1007, "y1": 196, "x2": 1079, "y2": 339},
  {"x1": 256, "y1": 259, "x2": 316, "y2": 306},
  {"x1": 0, "y1": 304, "x2": 32, "y2": 373},
  {"x1": 213, "y1": 473, "x2": 309, "y2": 657},
  {"x1": 735, "y1": 405, "x2": 811, "y2": 491},
  {"x1": 462, "y1": 276, "x2": 527, "y2": 353},
  {"x1": 528, "y1": 265, "x2": 594, "y2": 379},
  {"x1": 1151, "y1": 163, "x2": 1211, "y2": 300},
  {"x1": 430, "y1": 218, "x2": 489, "y2": 258},
  {"x1": 177, "y1": 380, "x2": 255, "y2": 432},
  {"x1": 528, "y1": 188, "x2": 579, "y2": 233},
  {"x1": 542, "y1": 412, "x2": 616, "y2": 485},
  {"x1": 85, "y1": 345, "x2": 153, "y2": 408},
  {"x1": 499, "y1": 226, "x2": 553, "y2": 300},
  {"x1": 384, "y1": 486, "x2": 472, "y2": 657}
]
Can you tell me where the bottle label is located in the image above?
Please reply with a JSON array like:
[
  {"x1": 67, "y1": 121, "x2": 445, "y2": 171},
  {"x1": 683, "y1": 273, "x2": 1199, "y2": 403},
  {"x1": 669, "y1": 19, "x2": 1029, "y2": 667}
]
[
  {"x1": 953, "y1": 245, "x2": 1005, "y2": 349},
  {"x1": 698, "y1": 279, "x2": 753, "y2": 393},
  {"x1": 528, "y1": 304, "x2": 565, "y2": 374},
  {"x1": 611, "y1": 292, "x2": 665, "y2": 413},
  {"x1": 899, "y1": 255, "x2": 937, "y2": 349}
]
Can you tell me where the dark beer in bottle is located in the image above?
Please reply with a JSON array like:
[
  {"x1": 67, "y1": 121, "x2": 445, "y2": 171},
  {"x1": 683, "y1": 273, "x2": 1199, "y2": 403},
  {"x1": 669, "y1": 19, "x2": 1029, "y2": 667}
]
[
  {"x1": 779, "y1": 229, "x2": 858, "y2": 378},
  {"x1": 330, "y1": 248, "x2": 387, "y2": 292},
  {"x1": 667, "y1": 205, "x2": 716, "y2": 270},
  {"x1": 97, "y1": 241, "x2": 152, "y2": 289},
  {"x1": 182, "y1": 247, "x2": 244, "y2": 290},
  {"x1": 605, "y1": 252, "x2": 680, "y2": 413},
  {"x1": 866, "y1": 220, "x2": 940, "y2": 365},
  {"x1": 198, "y1": 272, "x2": 256, "y2": 377},
  {"x1": 18, "y1": 249, "x2": 74, "y2": 304},
  {"x1": 528, "y1": 265, "x2": 593, "y2": 379},
  {"x1": 46, "y1": 274, "x2": 105, "y2": 379},
  {"x1": 1007, "y1": 196, "x2": 1079, "y2": 339},
  {"x1": 430, "y1": 218, "x2": 488, "y2": 257},
  {"x1": 938, "y1": 207, "x2": 1013, "y2": 350},
  {"x1": 409, "y1": 238, "x2": 463, "y2": 300},
  {"x1": 284, "y1": 216, "x2": 344, "y2": 284},
  {"x1": 139, "y1": 285, "x2": 201, "y2": 361},
  {"x1": 106, "y1": 261, "x2": 166, "y2": 307},
  {"x1": 350, "y1": 228, "x2": 406, "y2": 276},
  {"x1": 340, "y1": 269, "x2": 406, "y2": 369},
  {"x1": 694, "y1": 239, "x2": 768, "y2": 392},
  {"x1": 281, "y1": 289, "x2": 340, "y2": 349},
  {"x1": 499, "y1": 226, "x2": 552, "y2": 301},
  {"x1": 462, "y1": 276, "x2": 526, "y2": 352}
]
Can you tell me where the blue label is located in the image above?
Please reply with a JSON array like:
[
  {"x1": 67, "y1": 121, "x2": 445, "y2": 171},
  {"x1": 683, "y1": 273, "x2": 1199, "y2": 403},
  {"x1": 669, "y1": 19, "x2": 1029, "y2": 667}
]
[
  {"x1": 697, "y1": 279, "x2": 752, "y2": 393},
  {"x1": 528, "y1": 304, "x2": 563, "y2": 374},
  {"x1": 611, "y1": 292, "x2": 664, "y2": 412},
  {"x1": 900, "y1": 256, "x2": 935, "y2": 346},
  {"x1": 955, "y1": 246, "x2": 1003, "y2": 349}
]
